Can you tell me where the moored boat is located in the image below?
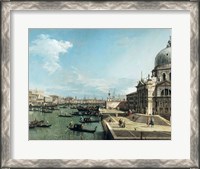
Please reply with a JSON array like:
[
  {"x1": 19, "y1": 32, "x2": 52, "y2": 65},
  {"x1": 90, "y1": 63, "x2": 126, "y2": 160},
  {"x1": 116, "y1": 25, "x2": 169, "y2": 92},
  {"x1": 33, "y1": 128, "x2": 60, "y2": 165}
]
[
  {"x1": 29, "y1": 123, "x2": 36, "y2": 129},
  {"x1": 79, "y1": 117, "x2": 100, "y2": 123},
  {"x1": 37, "y1": 123, "x2": 52, "y2": 127},
  {"x1": 58, "y1": 113, "x2": 72, "y2": 117},
  {"x1": 77, "y1": 106, "x2": 99, "y2": 112},
  {"x1": 42, "y1": 109, "x2": 53, "y2": 113},
  {"x1": 58, "y1": 110, "x2": 72, "y2": 117},
  {"x1": 29, "y1": 119, "x2": 51, "y2": 128},
  {"x1": 71, "y1": 111, "x2": 84, "y2": 116},
  {"x1": 72, "y1": 111, "x2": 99, "y2": 116}
]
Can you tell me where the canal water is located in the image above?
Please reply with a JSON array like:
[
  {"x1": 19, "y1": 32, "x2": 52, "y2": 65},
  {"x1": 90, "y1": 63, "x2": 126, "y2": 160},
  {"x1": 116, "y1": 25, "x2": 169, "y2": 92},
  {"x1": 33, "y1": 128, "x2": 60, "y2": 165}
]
[{"x1": 29, "y1": 107, "x2": 105, "y2": 140}]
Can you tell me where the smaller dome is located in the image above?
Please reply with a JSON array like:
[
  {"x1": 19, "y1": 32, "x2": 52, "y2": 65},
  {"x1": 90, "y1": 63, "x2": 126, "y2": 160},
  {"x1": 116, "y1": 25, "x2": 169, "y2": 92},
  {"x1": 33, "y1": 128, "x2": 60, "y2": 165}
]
[{"x1": 155, "y1": 40, "x2": 171, "y2": 67}]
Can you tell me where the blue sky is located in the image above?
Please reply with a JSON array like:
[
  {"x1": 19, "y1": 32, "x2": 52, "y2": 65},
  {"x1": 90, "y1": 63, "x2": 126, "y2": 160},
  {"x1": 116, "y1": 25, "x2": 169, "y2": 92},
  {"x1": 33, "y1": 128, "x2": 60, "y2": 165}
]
[{"x1": 29, "y1": 28, "x2": 171, "y2": 99}]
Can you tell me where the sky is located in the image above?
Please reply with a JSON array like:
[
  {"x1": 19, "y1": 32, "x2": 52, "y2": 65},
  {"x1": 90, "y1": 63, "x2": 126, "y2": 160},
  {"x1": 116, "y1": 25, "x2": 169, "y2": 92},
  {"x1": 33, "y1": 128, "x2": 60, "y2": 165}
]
[{"x1": 29, "y1": 28, "x2": 171, "y2": 99}]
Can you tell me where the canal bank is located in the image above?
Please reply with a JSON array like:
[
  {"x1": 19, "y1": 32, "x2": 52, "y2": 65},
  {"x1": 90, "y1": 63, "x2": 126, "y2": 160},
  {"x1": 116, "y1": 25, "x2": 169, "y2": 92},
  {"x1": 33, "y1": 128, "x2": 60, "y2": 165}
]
[
  {"x1": 29, "y1": 107, "x2": 171, "y2": 140},
  {"x1": 101, "y1": 111, "x2": 171, "y2": 140}
]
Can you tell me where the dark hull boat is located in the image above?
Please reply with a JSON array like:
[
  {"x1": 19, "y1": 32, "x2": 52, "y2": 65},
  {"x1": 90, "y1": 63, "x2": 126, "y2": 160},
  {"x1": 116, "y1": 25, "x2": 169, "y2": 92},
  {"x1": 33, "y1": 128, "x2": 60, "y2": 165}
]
[
  {"x1": 29, "y1": 124, "x2": 36, "y2": 129},
  {"x1": 37, "y1": 124, "x2": 52, "y2": 127},
  {"x1": 58, "y1": 114, "x2": 72, "y2": 117},
  {"x1": 80, "y1": 120, "x2": 99, "y2": 123},
  {"x1": 68, "y1": 124, "x2": 97, "y2": 133},
  {"x1": 58, "y1": 110, "x2": 72, "y2": 117},
  {"x1": 71, "y1": 112, "x2": 84, "y2": 116},
  {"x1": 77, "y1": 107, "x2": 89, "y2": 112},
  {"x1": 42, "y1": 109, "x2": 53, "y2": 113},
  {"x1": 80, "y1": 117, "x2": 100, "y2": 123},
  {"x1": 29, "y1": 119, "x2": 51, "y2": 128},
  {"x1": 72, "y1": 111, "x2": 99, "y2": 116},
  {"x1": 77, "y1": 106, "x2": 99, "y2": 112}
]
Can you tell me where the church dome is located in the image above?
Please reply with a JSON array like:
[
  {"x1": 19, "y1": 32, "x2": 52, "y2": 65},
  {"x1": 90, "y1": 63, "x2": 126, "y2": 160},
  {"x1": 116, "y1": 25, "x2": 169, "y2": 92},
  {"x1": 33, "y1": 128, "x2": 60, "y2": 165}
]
[{"x1": 155, "y1": 40, "x2": 171, "y2": 67}]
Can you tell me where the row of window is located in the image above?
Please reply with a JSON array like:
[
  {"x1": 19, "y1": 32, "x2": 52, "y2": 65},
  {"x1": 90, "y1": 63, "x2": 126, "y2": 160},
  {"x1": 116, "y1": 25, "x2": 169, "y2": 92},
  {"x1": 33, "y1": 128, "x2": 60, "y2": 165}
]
[{"x1": 161, "y1": 89, "x2": 171, "y2": 96}]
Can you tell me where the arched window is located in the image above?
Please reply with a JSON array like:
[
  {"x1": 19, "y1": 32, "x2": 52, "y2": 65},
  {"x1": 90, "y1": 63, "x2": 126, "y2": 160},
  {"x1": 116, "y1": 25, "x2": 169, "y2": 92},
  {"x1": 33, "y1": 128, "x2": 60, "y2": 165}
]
[
  {"x1": 169, "y1": 73, "x2": 171, "y2": 81},
  {"x1": 165, "y1": 89, "x2": 168, "y2": 95},
  {"x1": 161, "y1": 89, "x2": 171, "y2": 96},
  {"x1": 161, "y1": 90, "x2": 165, "y2": 96},
  {"x1": 162, "y1": 73, "x2": 166, "y2": 81}
]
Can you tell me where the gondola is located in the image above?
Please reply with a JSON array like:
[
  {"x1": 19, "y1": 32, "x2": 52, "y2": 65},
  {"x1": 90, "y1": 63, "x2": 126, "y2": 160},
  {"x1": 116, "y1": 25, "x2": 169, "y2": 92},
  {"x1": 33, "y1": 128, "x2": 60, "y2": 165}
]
[
  {"x1": 37, "y1": 123, "x2": 52, "y2": 127},
  {"x1": 72, "y1": 111, "x2": 99, "y2": 116},
  {"x1": 67, "y1": 123, "x2": 97, "y2": 133},
  {"x1": 58, "y1": 110, "x2": 72, "y2": 117},
  {"x1": 79, "y1": 117, "x2": 100, "y2": 123},
  {"x1": 58, "y1": 114, "x2": 72, "y2": 117},
  {"x1": 71, "y1": 111, "x2": 84, "y2": 116},
  {"x1": 29, "y1": 119, "x2": 51, "y2": 128},
  {"x1": 42, "y1": 109, "x2": 53, "y2": 113},
  {"x1": 77, "y1": 106, "x2": 99, "y2": 112},
  {"x1": 29, "y1": 124, "x2": 36, "y2": 129}
]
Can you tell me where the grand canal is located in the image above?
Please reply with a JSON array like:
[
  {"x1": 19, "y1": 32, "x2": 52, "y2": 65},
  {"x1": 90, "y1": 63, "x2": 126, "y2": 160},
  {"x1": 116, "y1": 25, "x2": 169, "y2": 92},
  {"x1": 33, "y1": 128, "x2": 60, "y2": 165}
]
[{"x1": 29, "y1": 107, "x2": 105, "y2": 140}]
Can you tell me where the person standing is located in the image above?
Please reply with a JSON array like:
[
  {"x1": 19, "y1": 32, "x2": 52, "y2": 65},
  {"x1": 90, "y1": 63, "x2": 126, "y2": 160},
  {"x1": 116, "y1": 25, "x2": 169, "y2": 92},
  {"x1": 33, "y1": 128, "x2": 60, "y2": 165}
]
[{"x1": 150, "y1": 116, "x2": 154, "y2": 127}]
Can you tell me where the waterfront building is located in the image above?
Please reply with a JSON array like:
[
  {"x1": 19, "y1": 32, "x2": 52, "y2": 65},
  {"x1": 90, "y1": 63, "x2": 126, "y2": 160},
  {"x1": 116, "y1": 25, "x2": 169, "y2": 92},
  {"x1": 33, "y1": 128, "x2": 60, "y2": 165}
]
[
  {"x1": 43, "y1": 95, "x2": 53, "y2": 106},
  {"x1": 126, "y1": 39, "x2": 171, "y2": 119},
  {"x1": 29, "y1": 89, "x2": 53, "y2": 106},
  {"x1": 50, "y1": 95, "x2": 59, "y2": 105},
  {"x1": 58, "y1": 97, "x2": 66, "y2": 105},
  {"x1": 65, "y1": 97, "x2": 74, "y2": 104},
  {"x1": 29, "y1": 92, "x2": 38, "y2": 106},
  {"x1": 29, "y1": 90, "x2": 44, "y2": 106},
  {"x1": 106, "y1": 91, "x2": 128, "y2": 110},
  {"x1": 126, "y1": 92, "x2": 138, "y2": 112}
]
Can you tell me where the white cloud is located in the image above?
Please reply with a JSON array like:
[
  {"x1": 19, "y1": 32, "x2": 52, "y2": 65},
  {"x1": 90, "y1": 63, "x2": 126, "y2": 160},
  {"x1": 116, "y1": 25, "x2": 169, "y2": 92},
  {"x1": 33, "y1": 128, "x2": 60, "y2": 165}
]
[
  {"x1": 71, "y1": 66, "x2": 114, "y2": 93},
  {"x1": 70, "y1": 67, "x2": 138, "y2": 96},
  {"x1": 29, "y1": 34, "x2": 73, "y2": 74}
]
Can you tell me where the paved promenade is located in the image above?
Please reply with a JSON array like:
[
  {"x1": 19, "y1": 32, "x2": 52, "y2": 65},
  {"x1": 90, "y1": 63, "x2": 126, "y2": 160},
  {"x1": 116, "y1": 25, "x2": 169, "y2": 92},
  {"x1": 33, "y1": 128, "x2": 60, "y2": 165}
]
[
  {"x1": 102, "y1": 114, "x2": 171, "y2": 140},
  {"x1": 99, "y1": 108, "x2": 125, "y2": 115}
]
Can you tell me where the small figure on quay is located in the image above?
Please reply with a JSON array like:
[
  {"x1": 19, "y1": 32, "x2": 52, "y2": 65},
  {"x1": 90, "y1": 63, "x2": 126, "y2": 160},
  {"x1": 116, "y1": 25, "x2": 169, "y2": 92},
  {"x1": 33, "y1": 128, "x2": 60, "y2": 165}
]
[
  {"x1": 149, "y1": 116, "x2": 154, "y2": 127},
  {"x1": 118, "y1": 119, "x2": 126, "y2": 128},
  {"x1": 118, "y1": 118, "x2": 122, "y2": 127},
  {"x1": 146, "y1": 116, "x2": 150, "y2": 127},
  {"x1": 122, "y1": 120, "x2": 126, "y2": 128}
]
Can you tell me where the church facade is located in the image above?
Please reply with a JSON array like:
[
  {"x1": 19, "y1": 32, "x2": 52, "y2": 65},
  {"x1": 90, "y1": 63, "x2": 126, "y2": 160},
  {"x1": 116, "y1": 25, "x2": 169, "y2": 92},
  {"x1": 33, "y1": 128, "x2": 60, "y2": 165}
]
[{"x1": 126, "y1": 39, "x2": 171, "y2": 119}]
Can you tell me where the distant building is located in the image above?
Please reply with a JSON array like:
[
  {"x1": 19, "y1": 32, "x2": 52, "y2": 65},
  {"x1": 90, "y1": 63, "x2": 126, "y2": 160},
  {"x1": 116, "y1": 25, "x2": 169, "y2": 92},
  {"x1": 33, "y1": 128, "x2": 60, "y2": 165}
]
[
  {"x1": 29, "y1": 90, "x2": 44, "y2": 106},
  {"x1": 106, "y1": 91, "x2": 128, "y2": 110},
  {"x1": 43, "y1": 95, "x2": 53, "y2": 106},
  {"x1": 58, "y1": 97, "x2": 65, "y2": 105},
  {"x1": 126, "y1": 39, "x2": 171, "y2": 119},
  {"x1": 50, "y1": 95, "x2": 59, "y2": 105},
  {"x1": 29, "y1": 92, "x2": 38, "y2": 106},
  {"x1": 29, "y1": 89, "x2": 53, "y2": 106}
]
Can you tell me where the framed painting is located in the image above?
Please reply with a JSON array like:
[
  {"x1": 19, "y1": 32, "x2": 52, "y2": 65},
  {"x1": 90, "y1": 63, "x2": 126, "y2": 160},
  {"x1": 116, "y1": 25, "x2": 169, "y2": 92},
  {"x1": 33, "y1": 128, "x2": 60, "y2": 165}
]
[{"x1": 1, "y1": 0, "x2": 199, "y2": 168}]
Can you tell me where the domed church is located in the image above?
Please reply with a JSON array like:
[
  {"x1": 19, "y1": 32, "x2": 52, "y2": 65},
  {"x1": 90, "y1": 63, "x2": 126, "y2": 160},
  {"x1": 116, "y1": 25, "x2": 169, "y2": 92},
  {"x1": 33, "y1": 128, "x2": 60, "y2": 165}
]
[{"x1": 126, "y1": 39, "x2": 171, "y2": 119}]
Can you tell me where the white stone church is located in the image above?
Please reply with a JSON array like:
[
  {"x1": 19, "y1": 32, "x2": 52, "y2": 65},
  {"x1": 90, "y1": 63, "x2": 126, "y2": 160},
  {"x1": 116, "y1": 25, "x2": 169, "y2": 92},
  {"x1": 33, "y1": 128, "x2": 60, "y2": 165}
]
[{"x1": 127, "y1": 39, "x2": 171, "y2": 119}]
